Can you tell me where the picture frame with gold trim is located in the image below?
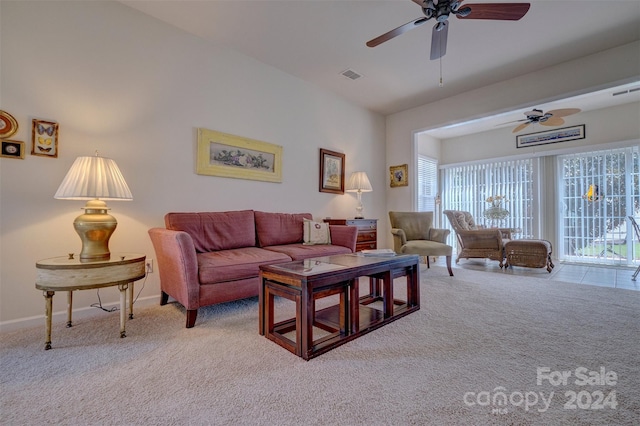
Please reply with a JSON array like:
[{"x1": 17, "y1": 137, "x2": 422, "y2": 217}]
[
  {"x1": 1, "y1": 140, "x2": 25, "y2": 159},
  {"x1": 197, "y1": 128, "x2": 282, "y2": 182},
  {"x1": 390, "y1": 164, "x2": 408, "y2": 188},
  {"x1": 0, "y1": 110, "x2": 19, "y2": 139},
  {"x1": 31, "y1": 119, "x2": 59, "y2": 158}
]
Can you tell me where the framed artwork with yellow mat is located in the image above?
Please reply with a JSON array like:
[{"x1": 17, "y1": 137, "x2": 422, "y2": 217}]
[{"x1": 196, "y1": 127, "x2": 282, "y2": 183}]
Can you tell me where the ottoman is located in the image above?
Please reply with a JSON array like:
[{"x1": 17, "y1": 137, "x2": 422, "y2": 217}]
[{"x1": 504, "y1": 239, "x2": 554, "y2": 272}]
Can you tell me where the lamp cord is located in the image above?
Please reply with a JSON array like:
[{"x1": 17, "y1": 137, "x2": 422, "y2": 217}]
[{"x1": 91, "y1": 273, "x2": 148, "y2": 312}]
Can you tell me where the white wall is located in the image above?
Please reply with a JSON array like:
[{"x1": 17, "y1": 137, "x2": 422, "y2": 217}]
[{"x1": 0, "y1": 1, "x2": 386, "y2": 325}]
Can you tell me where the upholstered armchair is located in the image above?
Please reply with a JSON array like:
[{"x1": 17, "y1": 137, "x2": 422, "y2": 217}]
[
  {"x1": 443, "y1": 210, "x2": 512, "y2": 267},
  {"x1": 388, "y1": 211, "x2": 454, "y2": 276}
]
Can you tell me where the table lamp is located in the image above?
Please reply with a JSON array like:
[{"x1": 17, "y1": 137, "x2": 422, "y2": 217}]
[
  {"x1": 346, "y1": 171, "x2": 373, "y2": 219},
  {"x1": 54, "y1": 152, "x2": 133, "y2": 262}
]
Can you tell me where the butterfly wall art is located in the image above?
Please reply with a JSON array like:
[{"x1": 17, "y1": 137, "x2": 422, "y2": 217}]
[{"x1": 31, "y1": 119, "x2": 59, "y2": 158}]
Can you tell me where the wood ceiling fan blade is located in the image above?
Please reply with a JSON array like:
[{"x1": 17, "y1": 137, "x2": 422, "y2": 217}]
[
  {"x1": 513, "y1": 122, "x2": 530, "y2": 133},
  {"x1": 366, "y1": 17, "x2": 429, "y2": 47},
  {"x1": 411, "y1": 0, "x2": 427, "y2": 7},
  {"x1": 541, "y1": 117, "x2": 565, "y2": 126},
  {"x1": 547, "y1": 108, "x2": 581, "y2": 118},
  {"x1": 456, "y1": 3, "x2": 530, "y2": 20},
  {"x1": 430, "y1": 21, "x2": 448, "y2": 60}
]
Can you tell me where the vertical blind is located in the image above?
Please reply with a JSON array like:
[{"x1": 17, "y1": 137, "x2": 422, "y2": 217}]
[{"x1": 442, "y1": 159, "x2": 534, "y2": 241}]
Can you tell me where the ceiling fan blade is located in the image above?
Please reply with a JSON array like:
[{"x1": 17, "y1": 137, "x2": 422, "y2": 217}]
[
  {"x1": 547, "y1": 108, "x2": 581, "y2": 118},
  {"x1": 456, "y1": 3, "x2": 530, "y2": 20},
  {"x1": 513, "y1": 122, "x2": 530, "y2": 133},
  {"x1": 411, "y1": 0, "x2": 426, "y2": 6},
  {"x1": 497, "y1": 118, "x2": 528, "y2": 126},
  {"x1": 430, "y1": 21, "x2": 448, "y2": 60},
  {"x1": 541, "y1": 117, "x2": 565, "y2": 127},
  {"x1": 366, "y1": 17, "x2": 429, "y2": 47}
]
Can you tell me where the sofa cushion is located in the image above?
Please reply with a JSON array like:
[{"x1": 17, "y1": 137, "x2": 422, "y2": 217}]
[
  {"x1": 197, "y1": 247, "x2": 291, "y2": 284},
  {"x1": 255, "y1": 211, "x2": 312, "y2": 247},
  {"x1": 165, "y1": 210, "x2": 256, "y2": 253},
  {"x1": 303, "y1": 219, "x2": 331, "y2": 245},
  {"x1": 263, "y1": 243, "x2": 351, "y2": 261}
]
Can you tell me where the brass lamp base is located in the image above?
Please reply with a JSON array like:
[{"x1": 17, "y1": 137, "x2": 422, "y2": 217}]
[{"x1": 74, "y1": 199, "x2": 117, "y2": 262}]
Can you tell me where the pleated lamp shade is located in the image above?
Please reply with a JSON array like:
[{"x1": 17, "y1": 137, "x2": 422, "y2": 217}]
[
  {"x1": 54, "y1": 154, "x2": 132, "y2": 262},
  {"x1": 54, "y1": 155, "x2": 133, "y2": 200},
  {"x1": 346, "y1": 171, "x2": 373, "y2": 192}
]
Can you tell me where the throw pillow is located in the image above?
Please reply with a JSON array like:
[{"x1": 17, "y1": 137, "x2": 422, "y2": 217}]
[{"x1": 303, "y1": 219, "x2": 332, "y2": 245}]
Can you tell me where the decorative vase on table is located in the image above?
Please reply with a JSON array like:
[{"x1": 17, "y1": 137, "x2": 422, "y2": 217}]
[{"x1": 484, "y1": 195, "x2": 509, "y2": 227}]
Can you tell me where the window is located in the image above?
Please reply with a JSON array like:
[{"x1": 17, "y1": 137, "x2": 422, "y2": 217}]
[
  {"x1": 442, "y1": 159, "x2": 535, "y2": 241},
  {"x1": 557, "y1": 146, "x2": 639, "y2": 266},
  {"x1": 417, "y1": 155, "x2": 438, "y2": 212}
]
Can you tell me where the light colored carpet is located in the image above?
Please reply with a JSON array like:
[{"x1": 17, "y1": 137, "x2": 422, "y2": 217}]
[{"x1": 1, "y1": 266, "x2": 639, "y2": 425}]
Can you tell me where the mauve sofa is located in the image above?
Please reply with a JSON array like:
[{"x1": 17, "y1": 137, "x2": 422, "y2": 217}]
[{"x1": 148, "y1": 210, "x2": 357, "y2": 328}]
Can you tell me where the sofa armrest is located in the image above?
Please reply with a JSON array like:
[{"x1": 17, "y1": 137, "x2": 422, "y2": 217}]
[
  {"x1": 390, "y1": 228, "x2": 407, "y2": 253},
  {"x1": 148, "y1": 228, "x2": 200, "y2": 310},
  {"x1": 328, "y1": 225, "x2": 358, "y2": 252},
  {"x1": 428, "y1": 227, "x2": 450, "y2": 243}
]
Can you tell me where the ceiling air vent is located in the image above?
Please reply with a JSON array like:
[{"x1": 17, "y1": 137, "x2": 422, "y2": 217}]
[
  {"x1": 612, "y1": 87, "x2": 640, "y2": 96},
  {"x1": 341, "y1": 69, "x2": 362, "y2": 80}
]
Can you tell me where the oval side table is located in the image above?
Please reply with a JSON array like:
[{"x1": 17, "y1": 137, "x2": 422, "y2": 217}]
[{"x1": 35, "y1": 253, "x2": 146, "y2": 350}]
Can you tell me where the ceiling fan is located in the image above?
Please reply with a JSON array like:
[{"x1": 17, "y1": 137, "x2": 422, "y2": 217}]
[
  {"x1": 508, "y1": 108, "x2": 582, "y2": 133},
  {"x1": 366, "y1": 0, "x2": 531, "y2": 60}
]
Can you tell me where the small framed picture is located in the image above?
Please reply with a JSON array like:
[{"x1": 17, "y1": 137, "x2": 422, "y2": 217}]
[
  {"x1": 390, "y1": 164, "x2": 408, "y2": 187},
  {"x1": 1, "y1": 140, "x2": 25, "y2": 159},
  {"x1": 319, "y1": 148, "x2": 345, "y2": 194},
  {"x1": 0, "y1": 111, "x2": 19, "y2": 139},
  {"x1": 516, "y1": 124, "x2": 585, "y2": 148},
  {"x1": 31, "y1": 119, "x2": 59, "y2": 158}
]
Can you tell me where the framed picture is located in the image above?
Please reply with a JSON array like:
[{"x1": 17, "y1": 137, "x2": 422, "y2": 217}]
[
  {"x1": 1, "y1": 140, "x2": 25, "y2": 159},
  {"x1": 390, "y1": 164, "x2": 408, "y2": 187},
  {"x1": 319, "y1": 148, "x2": 345, "y2": 194},
  {"x1": 197, "y1": 128, "x2": 282, "y2": 182},
  {"x1": 516, "y1": 124, "x2": 585, "y2": 148},
  {"x1": 0, "y1": 111, "x2": 19, "y2": 139},
  {"x1": 31, "y1": 119, "x2": 59, "y2": 158}
]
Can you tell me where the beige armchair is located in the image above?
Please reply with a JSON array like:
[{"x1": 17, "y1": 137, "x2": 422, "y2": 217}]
[
  {"x1": 443, "y1": 210, "x2": 512, "y2": 267},
  {"x1": 389, "y1": 211, "x2": 453, "y2": 276}
]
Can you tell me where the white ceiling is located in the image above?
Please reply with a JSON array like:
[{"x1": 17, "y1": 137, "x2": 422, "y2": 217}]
[{"x1": 121, "y1": 0, "x2": 640, "y2": 137}]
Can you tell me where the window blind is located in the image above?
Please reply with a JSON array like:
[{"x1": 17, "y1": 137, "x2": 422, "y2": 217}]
[{"x1": 418, "y1": 155, "x2": 438, "y2": 212}]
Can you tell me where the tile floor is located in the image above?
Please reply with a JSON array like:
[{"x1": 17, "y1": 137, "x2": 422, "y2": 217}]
[{"x1": 430, "y1": 257, "x2": 639, "y2": 291}]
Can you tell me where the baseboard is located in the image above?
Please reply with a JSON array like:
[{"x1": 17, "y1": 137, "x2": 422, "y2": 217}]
[{"x1": 0, "y1": 295, "x2": 159, "y2": 333}]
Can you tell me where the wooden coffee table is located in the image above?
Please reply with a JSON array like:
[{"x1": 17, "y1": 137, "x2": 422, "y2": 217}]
[{"x1": 259, "y1": 253, "x2": 420, "y2": 360}]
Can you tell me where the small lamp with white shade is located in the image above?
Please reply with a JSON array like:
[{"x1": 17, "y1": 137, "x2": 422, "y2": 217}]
[
  {"x1": 346, "y1": 171, "x2": 373, "y2": 219},
  {"x1": 54, "y1": 152, "x2": 133, "y2": 262}
]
